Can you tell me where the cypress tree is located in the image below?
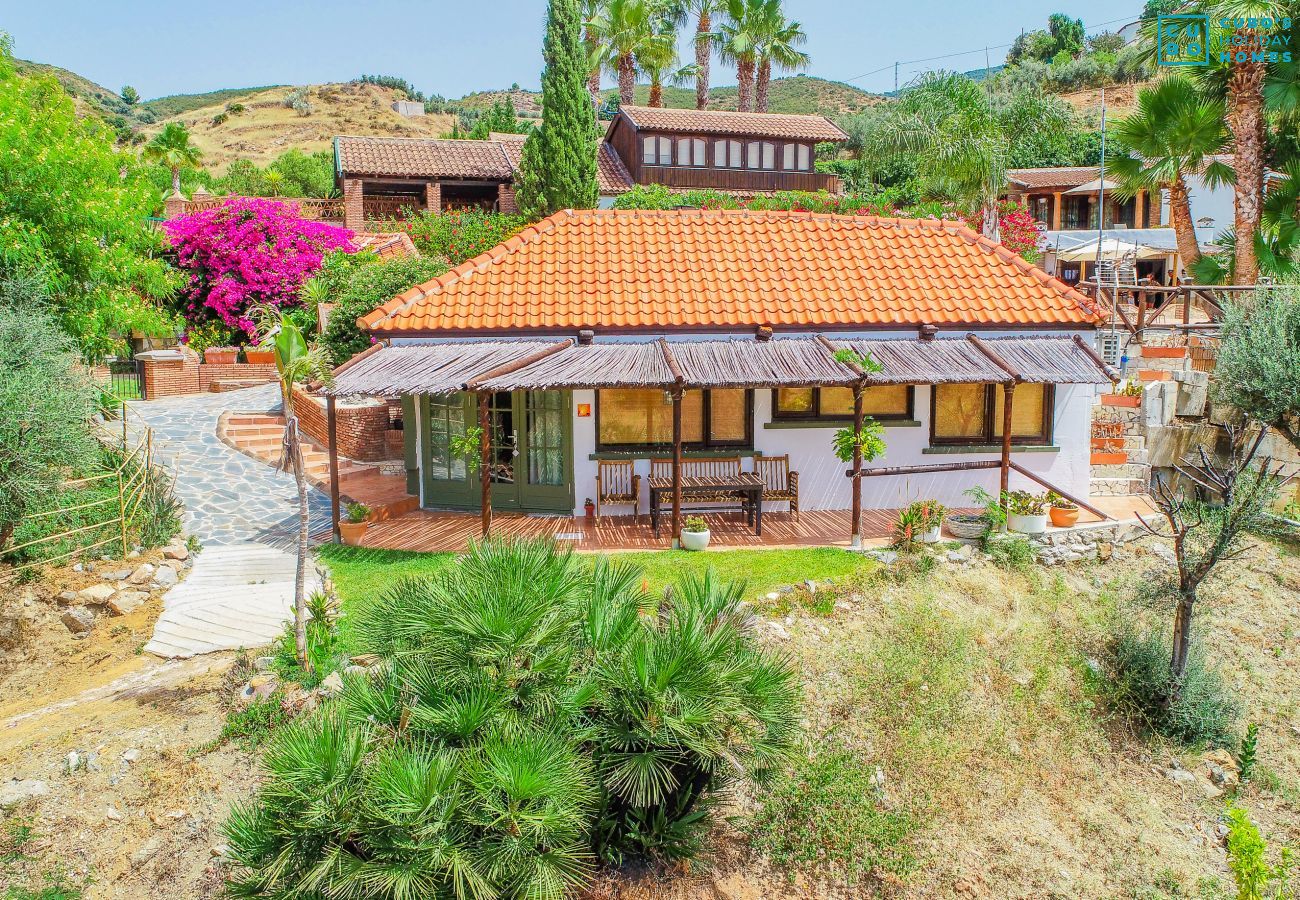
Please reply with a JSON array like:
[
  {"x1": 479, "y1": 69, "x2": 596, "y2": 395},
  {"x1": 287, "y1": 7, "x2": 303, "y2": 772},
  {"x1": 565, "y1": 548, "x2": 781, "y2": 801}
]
[{"x1": 516, "y1": 0, "x2": 600, "y2": 219}]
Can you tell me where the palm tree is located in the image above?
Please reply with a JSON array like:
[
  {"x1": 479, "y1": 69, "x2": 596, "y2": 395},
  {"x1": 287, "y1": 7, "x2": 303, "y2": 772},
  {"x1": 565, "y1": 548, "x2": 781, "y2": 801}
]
[
  {"x1": 754, "y1": 4, "x2": 809, "y2": 113},
  {"x1": 873, "y1": 72, "x2": 1008, "y2": 239},
  {"x1": 637, "y1": 27, "x2": 697, "y2": 106},
  {"x1": 142, "y1": 122, "x2": 202, "y2": 195},
  {"x1": 251, "y1": 305, "x2": 333, "y2": 669},
  {"x1": 678, "y1": 0, "x2": 725, "y2": 109},
  {"x1": 589, "y1": 0, "x2": 661, "y2": 106},
  {"x1": 581, "y1": 0, "x2": 605, "y2": 107},
  {"x1": 1110, "y1": 76, "x2": 1234, "y2": 273},
  {"x1": 715, "y1": 0, "x2": 765, "y2": 111}
]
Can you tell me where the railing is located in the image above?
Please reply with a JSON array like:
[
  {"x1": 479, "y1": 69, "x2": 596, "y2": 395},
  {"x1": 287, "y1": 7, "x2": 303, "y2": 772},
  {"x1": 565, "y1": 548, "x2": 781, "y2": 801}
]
[
  {"x1": 176, "y1": 197, "x2": 345, "y2": 222},
  {"x1": 1, "y1": 406, "x2": 157, "y2": 574},
  {"x1": 364, "y1": 196, "x2": 423, "y2": 221},
  {"x1": 641, "y1": 165, "x2": 841, "y2": 194}
]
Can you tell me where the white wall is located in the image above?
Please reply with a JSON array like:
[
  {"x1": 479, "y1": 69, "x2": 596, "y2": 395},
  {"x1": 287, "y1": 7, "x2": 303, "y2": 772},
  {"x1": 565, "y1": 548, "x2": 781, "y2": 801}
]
[{"x1": 1160, "y1": 174, "x2": 1237, "y2": 245}]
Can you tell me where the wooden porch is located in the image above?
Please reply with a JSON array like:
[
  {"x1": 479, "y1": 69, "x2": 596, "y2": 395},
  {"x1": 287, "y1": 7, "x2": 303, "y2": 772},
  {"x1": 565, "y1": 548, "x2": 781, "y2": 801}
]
[{"x1": 345, "y1": 494, "x2": 1155, "y2": 554}]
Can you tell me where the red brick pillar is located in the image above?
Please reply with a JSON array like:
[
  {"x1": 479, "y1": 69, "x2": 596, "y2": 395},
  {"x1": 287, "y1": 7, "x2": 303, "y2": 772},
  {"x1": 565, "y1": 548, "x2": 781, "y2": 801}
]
[
  {"x1": 425, "y1": 181, "x2": 441, "y2": 214},
  {"x1": 343, "y1": 179, "x2": 364, "y2": 232},
  {"x1": 163, "y1": 190, "x2": 188, "y2": 220},
  {"x1": 497, "y1": 183, "x2": 518, "y2": 215},
  {"x1": 139, "y1": 348, "x2": 200, "y2": 398}
]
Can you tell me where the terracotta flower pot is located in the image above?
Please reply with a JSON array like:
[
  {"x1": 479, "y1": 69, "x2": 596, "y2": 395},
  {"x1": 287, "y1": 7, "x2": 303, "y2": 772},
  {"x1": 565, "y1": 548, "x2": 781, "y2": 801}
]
[
  {"x1": 339, "y1": 521, "x2": 369, "y2": 546},
  {"x1": 1049, "y1": 506, "x2": 1079, "y2": 528},
  {"x1": 204, "y1": 348, "x2": 238, "y2": 365},
  {"x1": 244, "y1": 348, "x2": 276, "y2": 365},
  {"x1": 1101, "y1": 394, "x2": 1141, "y2": 408}
]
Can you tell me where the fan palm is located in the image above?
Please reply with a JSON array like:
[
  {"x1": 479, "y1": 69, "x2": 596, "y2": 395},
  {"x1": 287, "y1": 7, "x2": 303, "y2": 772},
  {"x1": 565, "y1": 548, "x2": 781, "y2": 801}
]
[
  {"x1": 1110, "y1": 75, "x2": 1234, "y2": 273},
  {"x1": 1191, "y1": 159, "x2": 1300, "y2": 283},
  {"x1": 674, "y1": 0, "x2": 727, "y2": 109},
  {"x1": 637, "y1": 28, "x2": 697, "y2": 107},
  {"x1": 589, "y1": 0, "x2": 662, "y2": 106},
  {"x1": 715, "y1": 0, "x2": 766, "y2": 111},
  {"x1": 142, "y1": 122, "x2": 202, "y2": 194},
  {"x1": 250, "y1": 305, "x2": 333, "y2": 669},
  {"x1": 581, "y1": 0, "x2": 605, "y2": 106},
  {"x1": 754, "y1": 4, "x2": 809, "y2": 113}
]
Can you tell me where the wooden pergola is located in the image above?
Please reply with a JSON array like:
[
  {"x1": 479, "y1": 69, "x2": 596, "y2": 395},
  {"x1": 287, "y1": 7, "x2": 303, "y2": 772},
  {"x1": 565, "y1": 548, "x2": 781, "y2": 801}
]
[{"x1": 321, "y1": 333, "x2": 1118, "y2": 548}]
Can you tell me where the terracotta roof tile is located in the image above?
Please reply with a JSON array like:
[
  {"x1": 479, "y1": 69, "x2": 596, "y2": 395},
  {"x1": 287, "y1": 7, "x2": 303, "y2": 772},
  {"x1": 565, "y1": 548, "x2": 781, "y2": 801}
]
[
  {"x1": 493, "y1": 133, "x2": 634, "y2": 195},
  {"x1": 336, "y1": 136, "x2": 513, "y2": 179},
  {"x1": 351, "y1": 232, "x2": 418, "y2": 260},
  {"x1": 359, "y1": 209, "x2": 1101, "y2": 335},
  {"x1": 616, "y1": 105, "x2": 848, "y2": 142},
  {"x1": 1006, "y1": 167, "x2": 1101, "y2": 191}
]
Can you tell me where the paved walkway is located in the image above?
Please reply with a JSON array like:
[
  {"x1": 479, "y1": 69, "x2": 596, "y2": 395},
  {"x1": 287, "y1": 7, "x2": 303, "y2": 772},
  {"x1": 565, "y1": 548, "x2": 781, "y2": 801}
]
[{"x1": 127, "y1": 386, "x2": 327, "y2": 658}]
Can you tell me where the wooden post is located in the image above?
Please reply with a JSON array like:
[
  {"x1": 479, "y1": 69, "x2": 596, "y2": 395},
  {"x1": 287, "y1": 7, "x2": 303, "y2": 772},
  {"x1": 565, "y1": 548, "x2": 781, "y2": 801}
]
[
  {"x1": 326, "y1": 396, "x2": 341, "y2": 544},
  {"x1": 1136, "y1": 292, "x2": 1147, "y2": 335},
  {"x1": 1000, "y1": 381, "x2": 1015, "y2": 512},
  {"x1": 1134, "y1": 189, "x2": 1146, "y2": 228},
  {"x1": 116, "y1": 467, "x2": 128, "y2": 557},
  {"x1": 478, "y1": 391, "x2": 492, "y2": 537},
  {"x1": 671, "y1": 386, "x2": 683, "y2": 549},
  {"x1": 1051, "y1": 192, "x2": 1062, "y2": 231},
  {"x1": 850, "y1": 383, "x2": 864, "y2": 549}
]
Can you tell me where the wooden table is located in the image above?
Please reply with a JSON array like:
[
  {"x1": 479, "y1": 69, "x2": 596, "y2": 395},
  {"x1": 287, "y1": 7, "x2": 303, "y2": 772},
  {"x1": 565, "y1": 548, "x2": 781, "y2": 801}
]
[{"x1": 648, "y1": 472, "x2": 765, "y2": 537}]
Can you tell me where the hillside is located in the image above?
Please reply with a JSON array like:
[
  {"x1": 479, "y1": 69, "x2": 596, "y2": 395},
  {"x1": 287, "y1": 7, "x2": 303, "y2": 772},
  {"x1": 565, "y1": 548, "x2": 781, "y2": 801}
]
[
  {"x1": 14, "y1": 58, "x2": 140, "y2": 126},
  {"x1": 141, "y1": 82, "x2": 458, "y2": 171}
]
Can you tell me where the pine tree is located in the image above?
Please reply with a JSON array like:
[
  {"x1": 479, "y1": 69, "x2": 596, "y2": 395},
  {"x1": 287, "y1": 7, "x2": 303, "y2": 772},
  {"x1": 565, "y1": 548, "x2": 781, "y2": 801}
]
[{"x1": 516, "y1": 0, "x2": 599, "y2": 220}]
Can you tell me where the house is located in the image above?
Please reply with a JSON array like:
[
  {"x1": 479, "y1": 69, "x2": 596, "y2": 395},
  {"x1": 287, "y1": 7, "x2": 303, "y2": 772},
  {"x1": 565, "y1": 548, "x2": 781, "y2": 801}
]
[
  {"x1": 332, "y1": 106, "x2": 848, "y2": 230},
  {"x1": 320, "y1": 209, "x2": 1115, "y2": 546}
]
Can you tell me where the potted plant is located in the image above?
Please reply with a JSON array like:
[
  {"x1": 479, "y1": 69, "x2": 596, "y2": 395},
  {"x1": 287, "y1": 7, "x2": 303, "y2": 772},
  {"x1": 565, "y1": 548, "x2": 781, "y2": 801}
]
[
  {"x1": 204, "y1": 346, "x2": 239, "y2": 365},
  {"x1": 949, "y1": 486, "x2": 1003, "y2": 539},
  {"x1": 680, "y1": 515, "x2": 711, "y2": 551},
  {"x1": 1102, "y1": 380, "x2": 1143, "y2": 408},
  {"x1": 894, "y1": 499, "x2": 946, "y2": 549},
  {"x1": 339, "y1": 502, "x2": 371, "y2": 546},
  {"x1": 244, "y1": 343, "x2": 276, "y2": 365},
  {"x1": 1048, "y1": 492, "x2": 1079, "y2": 528},
  {"x1": 584, "y1": 497, "x2": 596, "y2": 521},
  {"x1": 1006, "y1": 490, "x2": 1050, "y2": 535}
]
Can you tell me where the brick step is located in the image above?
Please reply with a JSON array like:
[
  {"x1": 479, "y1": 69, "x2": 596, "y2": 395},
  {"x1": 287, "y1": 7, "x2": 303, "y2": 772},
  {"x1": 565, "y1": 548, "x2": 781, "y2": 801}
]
[
  {"x1": 1090, "y1": 451, "x2": 1128, "y2": 465},
  {"x1": 1091, "y1": 462, "x2": 1150, "y2": 479},
  {"x1": 226, "y1": 414, "x2": 285, "y2": 426},
  {"x1": 1090, "y1": 476, "x2": 1149, "y2": 496},
  {"x1": 210, "y1": 378, "x2": 274, "y2": 392},
  {"x1": 222, "y1": 424, "x2": 286, "y2": 438},
  {"x1": 1091, "y1": 435, "x2": 1146, "y2": 451}
]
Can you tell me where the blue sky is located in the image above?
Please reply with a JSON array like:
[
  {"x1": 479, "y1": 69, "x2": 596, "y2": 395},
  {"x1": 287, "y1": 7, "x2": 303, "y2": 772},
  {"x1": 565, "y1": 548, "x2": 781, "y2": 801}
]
[{"x1": 6, "y1": 0, "x2": 1141, "y2": 100}]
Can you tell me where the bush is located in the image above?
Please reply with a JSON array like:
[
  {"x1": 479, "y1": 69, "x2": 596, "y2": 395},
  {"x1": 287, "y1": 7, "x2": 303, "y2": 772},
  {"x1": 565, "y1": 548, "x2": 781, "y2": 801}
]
[
  {"x1": 385, "y1": 209, "x2": 527, "y2": 265},
  {"x1": 986, "y1": 534, "x2": 1037, "y2": 570},
  {"x1": 1107, "y1": 627, "x2": 1240, "y2": 747},
  {"x1": 224, "y1": 539, "x2": 799, "y2": 896},
  {"x1": 320, "y1": 255, "x2": 449, "y2": 363}
]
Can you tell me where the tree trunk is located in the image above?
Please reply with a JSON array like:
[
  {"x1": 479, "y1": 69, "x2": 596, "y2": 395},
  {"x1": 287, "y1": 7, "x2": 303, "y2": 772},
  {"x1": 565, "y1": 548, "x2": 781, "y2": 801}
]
[
  {"x1": 1167, "y1": 587, "x2": 1197, "y2": 701},
  {"x1": 1226, "y1": 54, "x2": 1267, "y2": 284},
  {"x1": 737, "y1": 59, "x2": 755, "y2": 111},
  {"x1": 585, "y1": 26, "x2": 602, "y2": 109},
  {"x1": 0, "y1": 521, "x2": 12, "y2": 553},
  {"x1": 649, "y1": 79, "x2": 663, "y2": 107},
  {"x1": 982, "y1": 198, "x2": 1001, "y2": 242},
  {"x1": 695, "y1": 12, "x2": 711, "y2": 109},
  {"x1": 1167, "y1": 176, "x2": 1202, "y2": 272},
  {"x1": 171, "y1": 166, "x2": 181, "y2": 194},
  {"x1": 618, "y1": 53, "x2": 636, "y2": 107},
  {"x1": 756, "y1": 58, "x2": 771, "y2": 112},
  {"x1": 290, "y1": 419, "x2": 310, "y2": 670}
]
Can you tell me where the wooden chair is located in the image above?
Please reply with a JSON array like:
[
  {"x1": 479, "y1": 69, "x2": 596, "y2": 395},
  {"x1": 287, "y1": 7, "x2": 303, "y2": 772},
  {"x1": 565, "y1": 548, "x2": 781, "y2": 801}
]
[
  {"x1": 595, "y1": 459, "x2": 640, "y2": 523},
  {"x1": 754, "y1": 455, "x2": 800, "y2": 520}
]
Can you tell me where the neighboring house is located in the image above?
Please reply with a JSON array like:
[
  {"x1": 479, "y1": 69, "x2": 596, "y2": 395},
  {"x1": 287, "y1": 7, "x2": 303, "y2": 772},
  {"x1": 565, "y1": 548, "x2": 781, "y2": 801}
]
[
  {"x1": 323, "y1": 209, "x2": 1112, "y2": 527},
  {"x1": 332, "y1": 106, "x2": 848, "y2": 230}
]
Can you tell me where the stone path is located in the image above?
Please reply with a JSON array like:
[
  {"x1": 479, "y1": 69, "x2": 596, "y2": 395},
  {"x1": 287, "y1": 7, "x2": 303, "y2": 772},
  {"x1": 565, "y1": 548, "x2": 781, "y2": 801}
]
[{"x1": 127, "y1": 386, "x2": 329, "y2": 658}]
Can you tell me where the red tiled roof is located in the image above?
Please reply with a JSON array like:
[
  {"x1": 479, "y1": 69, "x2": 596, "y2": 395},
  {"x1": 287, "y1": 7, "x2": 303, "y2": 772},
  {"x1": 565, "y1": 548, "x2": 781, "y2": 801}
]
[
  {"x1": 336, "y1": 136, "x2": 513, "y2": 179},
  {"x1": 360, "y1": 209, "x2": 1101, "y2": 335},
  {"x1": 351, "y1": 232, "x2": 418, "y2": 260},
  {"x1": 493, "y1": 133, "x2": 634, "y2": 195},
  {"x1": 1006, "y1": 167, "x2": 1101, "y2": 191},
  {"x1": 615, "y1": 105, "x2": 848, "y2": 142}
]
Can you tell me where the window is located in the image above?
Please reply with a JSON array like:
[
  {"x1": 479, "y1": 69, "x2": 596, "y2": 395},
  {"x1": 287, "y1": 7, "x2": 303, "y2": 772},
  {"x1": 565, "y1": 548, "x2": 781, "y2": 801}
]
[
  {"x1": 746, "y1": 141, "x2": 775, "y2": 170},
  {"x1": 772, "y1": 385, "x2": 912, "y2": 421},
  {"x1": 642, "y1": 135, "x2": 672, "y2": 165},
  {"x1": 781, "y1": 143, "x2": 811, "y2": 171},
  {"x1": 714, "y1": 139, "x2": 742, "y2": 168},
  {"x1": 930, "y1": 383, "x2": 1053, "y2": 445},
  {"x1": 597, "y1": 388, "x2": 752, "y2": 450},
  {"x1": 677, "y1": 137, "x2": 706, "y2": 166}
]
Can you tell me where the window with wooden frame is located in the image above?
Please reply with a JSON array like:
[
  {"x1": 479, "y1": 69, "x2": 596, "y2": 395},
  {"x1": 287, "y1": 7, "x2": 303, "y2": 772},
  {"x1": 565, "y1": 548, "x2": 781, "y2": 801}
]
[
  {"x1": 642, "y1": 135, "x2": 673, "y2": 166},
  {"x1": 930, "y1": 383, "x2": 1054, "y2": 445},
  {"x1": 713, "y1": 138, "x2": 743, "y2": 168},
  {"x1": 596, "y1": 388, "x2": 752, "y2": 450},
  {"x1": 676, "y1": 137, "x2": 707, "y2": 166},
  {"x1": 772, "y1": 385, "x2": 913, "y2": 421},
  {"x1": 781, "y1": 143, "x2": 811, "y2": 171},
  {"x1": 746, "y1": 140, "x2": 776, "y2": 170}
]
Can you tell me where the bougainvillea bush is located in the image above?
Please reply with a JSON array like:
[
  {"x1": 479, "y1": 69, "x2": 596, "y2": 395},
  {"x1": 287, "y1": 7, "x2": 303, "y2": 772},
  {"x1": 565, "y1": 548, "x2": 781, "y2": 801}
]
[{"x1": 164, "y1": 197, "x2": 353, "y2": 342}]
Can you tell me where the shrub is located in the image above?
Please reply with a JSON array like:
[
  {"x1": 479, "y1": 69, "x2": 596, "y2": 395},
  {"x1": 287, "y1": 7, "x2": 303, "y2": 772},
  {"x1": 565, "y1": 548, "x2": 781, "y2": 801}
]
[
  {"x1": 320, "y1": 255, "x2": 449, "y2": 363},
  {"x1": 224, "y1": 539, "x2": 799, "y2": 896},
  {"x1": 386, "y1": 209, "x2": 527, "y2": 265},
  {"x1": 1107, "y1": 627, "x2": 1240, "y2": 747},
  {"x1": 1225, "y1": 803, "x2": 1296, "y2": 897},
  {"x1": 986, "y1": 534, "x2": 1037, "y2": 570}
]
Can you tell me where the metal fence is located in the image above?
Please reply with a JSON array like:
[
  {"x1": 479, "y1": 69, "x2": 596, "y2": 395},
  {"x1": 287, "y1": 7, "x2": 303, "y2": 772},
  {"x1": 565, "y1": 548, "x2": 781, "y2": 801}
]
[{"x1": 105, "y1": 357, "x2": 145, "y2": 401}]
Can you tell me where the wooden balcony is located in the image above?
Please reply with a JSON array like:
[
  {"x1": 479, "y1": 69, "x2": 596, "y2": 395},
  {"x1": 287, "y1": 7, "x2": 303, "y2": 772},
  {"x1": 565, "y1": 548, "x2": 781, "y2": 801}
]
[{"x1": 640, "y1": 165, "x2": 841, "y2": 195}]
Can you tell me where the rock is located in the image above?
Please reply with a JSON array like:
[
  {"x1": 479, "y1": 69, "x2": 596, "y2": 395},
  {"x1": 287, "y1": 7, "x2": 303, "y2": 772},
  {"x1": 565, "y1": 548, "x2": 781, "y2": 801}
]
[
  {"x1": 122, "y1": 748, "x2": 141, "y2": 765},
  {"x1": 319, "y1": 671, "x2": 344, "y2": 696},
  {"x1": 72, "y1": 562, "x2": 84, "y2": 573},
  {"x1": 1199, "y1": 778, "x2": 1225, "y2": 800},
  {"x1": 126, "y1": 563, "x2": 155, "y2": 585},
  {"x1": 868, "y1": 550, "x2": 898, "y2": 565},
  {"x1": 65, "y1": 751, "x2": 82, "y2": 774},
  {"x1": 253, "y1": 656, "x2": 276, "y2": 673},
  {"x1": 834, "y1": 601, "x2": 853, "y2": 612},
  {"x1": 1165, "y1": 767, "x2": 1196, "y2": 786},
  {"x1": 343, "y1": 665, "x2": 368, "y2": 678},
  {"x1": 61, "y1": 607, "x2": 95, "y2": 636},
  {"x1": 106, "y1": 805, "x2": 123, "y2": 821},
  {"x1": 85, "y1": 750, "x2": 100, "y2": 772},
  {"x1": 102, "y1": 568, "x2": 132, "y2": 582},
  {"x1": 77, "y1": 583, "x2": 117, "y2": 604},
  {"x1": 210, "y1": 844, "x2": 232, "y2": 859},
  {"x1": 1204, "y1": 748, "x2": 1240, "y2": 775},
  {"x1": 803, "y1": 579, "x2": 817, "y2": 594},
  {"x1": 57, "y1": 591, "x2": 78, "y2": 605},
  {"x1": 163, "y1": 544, "x2": 189, "y2": 561},
  {"x1": 0, "y1": 779, "x2": 49, "y2": 808},
  {"x1": 765, "y1": 591, "x2": 780, "y2": 602},
  {"x1": 239, "y1": 675, "x2": 278, "y2": 704},
  {"x1": 347, "y1": 653, "x2": 381, "y2": 668},
  {"x1": 765, "y1": 621, "x2": 790, "y2": 641},
  {"x1": 130, "y1": 839, "x2": 161, "y2": 868},
  {"x1": 125, "y1": 549, "x2": 140, "y2": 560},
  {"x1": 107, "y1": 591, "x2": 149, "y2": 616},
  {"x1": 153, "y1": 566, "x2": 178, "y2": 588}
]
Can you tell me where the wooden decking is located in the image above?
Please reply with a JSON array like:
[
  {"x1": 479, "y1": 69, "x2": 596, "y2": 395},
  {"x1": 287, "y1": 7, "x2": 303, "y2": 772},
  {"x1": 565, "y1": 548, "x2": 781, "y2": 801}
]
[{"x1": 351, "y1": 494, "x2": 1156, "y2": 554}]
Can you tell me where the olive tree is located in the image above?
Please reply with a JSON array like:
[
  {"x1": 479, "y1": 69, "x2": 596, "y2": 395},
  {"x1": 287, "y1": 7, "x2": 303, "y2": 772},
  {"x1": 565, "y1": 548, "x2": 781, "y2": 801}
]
[
  {"x1": 0, "y1": 273, "x2": 100, "y2": 550},
  {"x1": 1215, "y1": 286, "x2": 1300, "y2": 453}
]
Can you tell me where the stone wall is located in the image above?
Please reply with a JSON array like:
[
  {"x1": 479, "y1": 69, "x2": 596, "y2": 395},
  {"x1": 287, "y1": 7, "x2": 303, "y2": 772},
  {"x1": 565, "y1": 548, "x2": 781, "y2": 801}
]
[
  {"x1": 1030, "y1": 519, "x2": 1149, "y2": 566},
  {"x1": 292, "y1": 386, "x2": 396, "y2": 462}
]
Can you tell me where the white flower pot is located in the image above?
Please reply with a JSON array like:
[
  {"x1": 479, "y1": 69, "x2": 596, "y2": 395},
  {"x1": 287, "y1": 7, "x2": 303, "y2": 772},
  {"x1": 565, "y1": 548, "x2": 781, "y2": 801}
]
[
  {"x1": 680, "y1": 529, "x2": 711, "y2": 551},
  {"x1": 1008, "y1": 513, "x2": 1048, "y2": 535},
  {"x1": 918, "y1": 524, "x2": 943, "y2": 544}
]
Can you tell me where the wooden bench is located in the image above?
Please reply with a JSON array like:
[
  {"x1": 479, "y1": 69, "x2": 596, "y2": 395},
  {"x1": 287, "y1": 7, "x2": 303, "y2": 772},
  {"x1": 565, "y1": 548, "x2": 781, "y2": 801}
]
[
  {"x1": 595, "y1": 459, "x2": 641, "y2": 523},
  {"x1": 649, "y1": 457, "x2": 747, "y2": 512},
  {"x1": 754, "y1": 454, "x2": 800, "y2": 520}
]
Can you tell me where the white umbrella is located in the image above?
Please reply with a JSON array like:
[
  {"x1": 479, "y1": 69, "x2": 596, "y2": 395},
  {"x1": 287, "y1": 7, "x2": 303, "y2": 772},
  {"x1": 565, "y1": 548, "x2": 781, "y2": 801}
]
[{"x1": 1054, "y1": 237, "x2": 1168, "y2": 262}]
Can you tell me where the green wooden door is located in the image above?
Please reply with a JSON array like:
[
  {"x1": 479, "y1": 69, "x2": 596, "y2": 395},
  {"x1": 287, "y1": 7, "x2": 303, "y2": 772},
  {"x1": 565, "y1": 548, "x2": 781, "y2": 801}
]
[
  {"x1": 420, "y1": 393, "x2": 476, "y2": 509},
  {"x1": 517, "y1": 390, "x2": 573, "y2": 512}
]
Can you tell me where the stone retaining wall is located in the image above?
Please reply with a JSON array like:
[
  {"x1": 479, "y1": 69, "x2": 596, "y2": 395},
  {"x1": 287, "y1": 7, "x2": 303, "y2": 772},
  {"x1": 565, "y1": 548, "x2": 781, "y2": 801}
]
[
  {"x1": 292, "y1": 386, "x2": 397, "y2": 462},
  {"x1": 1030, "y1": 519, "x2": 1148, "y2": 566}
]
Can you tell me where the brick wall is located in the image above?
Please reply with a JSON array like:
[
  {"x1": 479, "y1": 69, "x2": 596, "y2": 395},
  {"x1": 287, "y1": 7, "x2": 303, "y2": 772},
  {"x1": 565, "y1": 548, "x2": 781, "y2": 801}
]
[
  {"x1": 498, "y1": 183, "x2": 518, "y2": 214},
  {"x1": 141, "y1": 348, "x2": 201, "y2": 398},
  {"x1": 293, "y1": 386, "x2": 395, "y2": 461},
  {"x1": 197, "y1": 363, "x2": 277, "y2": 392},
  {"x1": 425, "y1": 181, "x2": 442, "y2": 213},
  {"x1": 343, "y1": 178, "x2": 364, "y2": 232}
]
